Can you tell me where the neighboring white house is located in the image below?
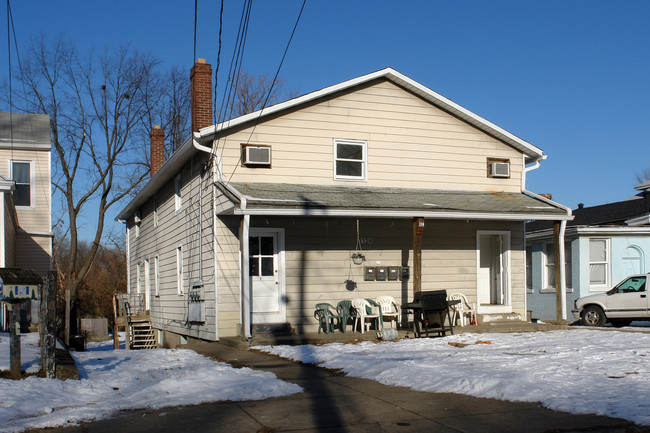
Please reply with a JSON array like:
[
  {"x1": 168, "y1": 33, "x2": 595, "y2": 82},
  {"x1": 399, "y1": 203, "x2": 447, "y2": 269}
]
[
  {"x1": 0, "y1": 112, "x2": 53, "y2": 330},
  {"x1": 526, "y1": 182, "x2": 650, "y2": 321},
  {"x1": 118, "y1": 62, "x2": 571, "y2": 343}
]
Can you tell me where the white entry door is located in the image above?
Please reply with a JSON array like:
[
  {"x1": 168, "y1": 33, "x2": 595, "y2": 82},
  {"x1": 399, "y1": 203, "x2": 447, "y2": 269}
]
[
  {"x1": 249, "y1": 228, "x2": 286, "y2": 323},
  {"x1": 477, "y1": 231, "x2": 511, "y2": 313}
]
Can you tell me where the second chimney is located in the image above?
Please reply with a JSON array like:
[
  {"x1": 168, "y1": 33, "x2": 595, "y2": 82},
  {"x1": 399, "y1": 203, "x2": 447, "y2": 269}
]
[
  {"x1": 150, "y1": 125, "x2": 165, "y2": 177},
  {"x1": 191, "y1": 58, "x2": 213, "y2": 132}
]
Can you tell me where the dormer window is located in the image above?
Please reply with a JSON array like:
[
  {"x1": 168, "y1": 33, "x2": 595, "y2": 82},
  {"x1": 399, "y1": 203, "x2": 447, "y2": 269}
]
[{"x1": 334, "y1": 139, "x2": 367, "y2": 181}]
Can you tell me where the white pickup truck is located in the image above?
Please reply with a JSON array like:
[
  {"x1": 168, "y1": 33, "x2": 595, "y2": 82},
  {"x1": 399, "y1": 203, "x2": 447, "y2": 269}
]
[{"x1": 572, "y1": 273, "x2": 649, "y2": 327}]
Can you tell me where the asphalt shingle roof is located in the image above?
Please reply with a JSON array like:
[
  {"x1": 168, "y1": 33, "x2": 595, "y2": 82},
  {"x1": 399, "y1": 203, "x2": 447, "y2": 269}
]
[
  {"x1": 0, "y1": 112, "x2": 51, "y2": 146},
  {"x1": 227, "y1": 182, "x2": 567, "y2": 218},
  {"x1": 526, "y1": 194, "x2": 650, "y2": 232}
]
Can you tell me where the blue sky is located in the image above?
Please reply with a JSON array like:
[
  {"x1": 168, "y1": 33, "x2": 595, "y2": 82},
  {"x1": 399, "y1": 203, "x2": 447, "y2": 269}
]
[{"x1": 2, "y1": 1, "x2": 649, "y2": 240}]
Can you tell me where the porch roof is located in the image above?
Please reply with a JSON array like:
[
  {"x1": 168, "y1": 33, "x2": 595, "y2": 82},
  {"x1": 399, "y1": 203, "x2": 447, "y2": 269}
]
[{"x1": 220, "y1": 182, "x2": 570, "y2": 221}]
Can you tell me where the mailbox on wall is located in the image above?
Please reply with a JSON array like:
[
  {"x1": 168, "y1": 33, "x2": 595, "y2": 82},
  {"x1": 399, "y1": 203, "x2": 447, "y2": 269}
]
[
  {"x1": 388, "y1": 266, "x2": 399, "y2": 281},
  {"x1": 364, "y1": 267, "x2": 376, "y2": 281},
  {"x1": 376, "y1": 267, "x2": 387, "y2": 281}
]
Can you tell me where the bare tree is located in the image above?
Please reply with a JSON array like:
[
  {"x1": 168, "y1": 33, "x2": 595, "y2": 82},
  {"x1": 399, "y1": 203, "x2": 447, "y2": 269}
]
[
  {"x1": 635, "y1": 168, "x2": 650, "y2": 184},
  {"x1": 5, "y1": 37, "x2": 162, "y2": 342},
  {"x1": 228, "y1": 71, "x2": 298, "y2": 119},
  {"x1": 142, "y1": 66, "x2": 191, "y2": 158}
]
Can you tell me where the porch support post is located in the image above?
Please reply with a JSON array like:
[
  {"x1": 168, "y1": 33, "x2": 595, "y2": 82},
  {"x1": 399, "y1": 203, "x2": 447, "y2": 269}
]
[
  {"x1": 553, "y1": 220, "x2": 568, "y2": 321},
  {"x1": 241, "y1": 215, "x2": 252, "y2": 339},
  {"x1": 413, "y1": 217, "x2": 424, "y2": 295}
]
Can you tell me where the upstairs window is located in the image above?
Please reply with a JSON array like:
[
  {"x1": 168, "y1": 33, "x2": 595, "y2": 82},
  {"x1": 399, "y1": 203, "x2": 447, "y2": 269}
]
[
  {"x1": 11, "y1": 161, "x2": 32, "y2": 207},
  {"x1": 334, "y1": 139, "x2": 367, "y2": 181}
]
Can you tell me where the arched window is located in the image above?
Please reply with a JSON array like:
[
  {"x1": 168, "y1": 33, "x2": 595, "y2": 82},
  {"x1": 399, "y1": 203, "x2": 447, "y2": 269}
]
[{"x1": 622, "y1": 245, "x2": 644, "y2": 275}]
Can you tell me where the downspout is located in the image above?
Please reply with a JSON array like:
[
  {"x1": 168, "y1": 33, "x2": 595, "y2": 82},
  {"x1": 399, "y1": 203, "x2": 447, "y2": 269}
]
[
  {"x1": 559, "y1": 219, "x2": 568, "y2": 320},
  {"x1": 194, "y1": 133, "x2": 251, "y2": 339},
  {"x1": 522, "y1": 156, "x2": 572, "y2": 321},
  {"x1": 212, "y1": 159, "x2": 219, "y2": 340},
  {"x1": 241, "y1": 214, "x2": 251, "y2": 339}
]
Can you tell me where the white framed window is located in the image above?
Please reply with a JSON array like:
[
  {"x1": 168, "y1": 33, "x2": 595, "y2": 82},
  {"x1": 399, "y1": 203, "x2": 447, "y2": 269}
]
[
  {"x1": 154, "y1": 255, "x2": 160, "y2": 297},
  {"x1": 333, "y1": 139, "x2": 367, "y2": 181},
  {"x1": 153, "y1": 196, "x2": 158, "y2": 227},
  {"x1": 9, "y1": 160, "x2": 34, "y2": 207},
  {"x1": 136, "y1": 260, "x2": 142, "y2": 294},
  {"x1": 589, "y1": 238, "x2": 610, "y2": 290},
  {"x1": 543, "y1": 242, "x2": 572, "y2": 292},
  {"x1": 176, "y1": 244, "x2": 184, "y2": 295},
  {"x1": 175, "y1": 174, "x2": 182, "y2": 213}
]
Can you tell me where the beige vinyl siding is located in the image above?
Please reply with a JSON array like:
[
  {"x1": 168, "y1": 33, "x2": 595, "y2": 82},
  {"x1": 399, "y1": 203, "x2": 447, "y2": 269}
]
[
  {"x1": 207, "y1": 216, "x2": 525, "y2": 334},
  {"x1": 0, "y1": 148, "x2": 51, "y2": 234},
  {"x1": 15, "y1": 232, "x2": 51, "y2": 275},
  {"x1": 217, "y1": 80, "x2": 523, "y2": 192},
  {"x1": 129, "y1": 153, "x2": 220, "y2": 341},
  {"x1": 216, "y1": 216, "x2": 242, "y2": 337}
]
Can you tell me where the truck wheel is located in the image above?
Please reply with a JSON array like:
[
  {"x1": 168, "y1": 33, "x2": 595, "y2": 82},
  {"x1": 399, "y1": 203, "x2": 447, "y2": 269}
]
[{"x1": 581, "y1": 305, "x2": 605, "y2": 327}]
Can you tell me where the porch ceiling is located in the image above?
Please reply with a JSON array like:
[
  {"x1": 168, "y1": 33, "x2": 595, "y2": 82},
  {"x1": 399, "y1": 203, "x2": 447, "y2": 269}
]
[{"x1": 221, "y1": 182, "x2": 570, "y2": 221}]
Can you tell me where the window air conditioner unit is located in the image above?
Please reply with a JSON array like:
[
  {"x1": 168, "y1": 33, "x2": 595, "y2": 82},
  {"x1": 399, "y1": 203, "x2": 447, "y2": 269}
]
[
  {"x1": 490, "y1": 162, "x2": 510, "y2": 178},
  {"x1": 244, "y1": 146, "x2": 271, "y2": 165}
]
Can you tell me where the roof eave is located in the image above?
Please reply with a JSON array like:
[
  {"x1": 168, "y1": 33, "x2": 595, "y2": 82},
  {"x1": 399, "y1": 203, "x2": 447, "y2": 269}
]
[{"x1": 116, "y1": 135, "x2": 195, "y2": 221}]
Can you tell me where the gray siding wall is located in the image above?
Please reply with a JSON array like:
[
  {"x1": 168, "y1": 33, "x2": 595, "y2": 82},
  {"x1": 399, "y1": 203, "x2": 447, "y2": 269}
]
[{"x1": 128, "y1": 153, "x2": 219, "y2": 341}]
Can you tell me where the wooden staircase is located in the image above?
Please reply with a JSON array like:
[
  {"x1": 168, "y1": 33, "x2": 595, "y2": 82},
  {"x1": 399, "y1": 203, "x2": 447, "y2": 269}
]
[
  {"x1": 128, "y1": 315, "x2": 156, "y2": 349},
  {"x1": 114, "y1": 293, "x2": 157, "y2": 350}
]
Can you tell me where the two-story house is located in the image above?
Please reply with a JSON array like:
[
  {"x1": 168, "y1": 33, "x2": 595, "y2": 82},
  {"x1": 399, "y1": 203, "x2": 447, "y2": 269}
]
[
  {"x1": 117, "y1": 62, "x2": 571, "y2": 344},
  {"x1": 0, "y1": 112, "x2": 53, "y2": 330}
]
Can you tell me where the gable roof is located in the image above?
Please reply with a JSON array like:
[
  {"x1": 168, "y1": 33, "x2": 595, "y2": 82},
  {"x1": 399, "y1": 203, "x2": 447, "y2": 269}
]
[
  {"x1": 118, "y1": 68, "x2": 548, "y2": 221},
  {"x1": 195, "y1": 68, "x2": 544, "y2": 162}
]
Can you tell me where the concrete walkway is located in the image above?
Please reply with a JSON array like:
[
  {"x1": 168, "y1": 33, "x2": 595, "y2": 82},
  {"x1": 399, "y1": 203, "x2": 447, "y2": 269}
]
[{"x1": 31, "y1": 329, "x2": 647, "y2": 433}]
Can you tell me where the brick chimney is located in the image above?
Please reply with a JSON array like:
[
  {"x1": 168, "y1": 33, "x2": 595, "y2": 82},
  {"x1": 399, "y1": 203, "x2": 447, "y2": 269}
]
[
  {"x1": 190, "y1": 58, "x2": 213, "y2": 132},
  {"x1": 150, "y1": 125, "x2": 165, "y2": 177}
]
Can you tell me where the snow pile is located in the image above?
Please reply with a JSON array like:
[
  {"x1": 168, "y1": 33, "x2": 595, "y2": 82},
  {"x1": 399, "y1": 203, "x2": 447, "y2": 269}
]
[
  {"x1": 258, "y1": 329, "x2": 650, "y2": 425},
  {"x1": 0, "y1": 333, "x2": 301, "y2": 432}
]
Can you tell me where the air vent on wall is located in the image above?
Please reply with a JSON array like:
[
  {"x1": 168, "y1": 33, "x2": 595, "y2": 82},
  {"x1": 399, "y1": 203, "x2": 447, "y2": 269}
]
[
  {"x1": 490, "y1": 162, "x2": 510, "y2": 178},
  {"x1": 244, "y1": 146, "x2": 271, "y2": 165}
]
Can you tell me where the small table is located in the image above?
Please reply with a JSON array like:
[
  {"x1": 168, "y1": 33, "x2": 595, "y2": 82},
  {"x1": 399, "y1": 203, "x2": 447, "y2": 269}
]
[{"x1": 402, "y1": 299, "x2": 460, "y2": 338}]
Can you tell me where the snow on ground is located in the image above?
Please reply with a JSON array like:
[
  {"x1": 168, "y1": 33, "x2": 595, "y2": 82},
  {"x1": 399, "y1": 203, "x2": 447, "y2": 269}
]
[
  {"x1": 258, "y1": 329, "x2": 650, "y2": 426},
  {"x1": 0, "y1": 333, "x2": 301, "y2": 432}
]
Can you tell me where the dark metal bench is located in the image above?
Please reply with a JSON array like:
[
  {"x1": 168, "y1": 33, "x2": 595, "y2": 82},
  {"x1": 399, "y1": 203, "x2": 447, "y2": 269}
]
[{"x1": 402, "y1": 290, "x2": 456, "y2": 337}]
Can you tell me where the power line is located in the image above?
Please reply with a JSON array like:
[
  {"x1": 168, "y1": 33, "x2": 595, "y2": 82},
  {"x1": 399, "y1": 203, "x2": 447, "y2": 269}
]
[
  {"x1": 212, "y1": 0, "x2": 224, "y2": 126},
  {"x1": 226, "y1": 0, "x2": 306, "y2": 184},
  {"x1": 193, "y1": 0, "x2": 197, "y2": 64}
]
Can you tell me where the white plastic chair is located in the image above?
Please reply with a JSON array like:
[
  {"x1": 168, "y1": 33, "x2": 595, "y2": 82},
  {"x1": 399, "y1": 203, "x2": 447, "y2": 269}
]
[
  {"x1": 351, "y1": 298, "x2": 381, "y2": 333},
  {"x1": 376, "y1": 295, "x2": 400, "y2": 329},
  {"x1": 448, "y1": 293, "x2": 477, "y2": 327}
]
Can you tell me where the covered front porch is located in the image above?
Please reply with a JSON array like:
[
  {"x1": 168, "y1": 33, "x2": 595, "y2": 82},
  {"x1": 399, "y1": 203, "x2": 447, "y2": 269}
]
[{"x1": 215, "y1": 182, "x2": 571, "y2": 339}]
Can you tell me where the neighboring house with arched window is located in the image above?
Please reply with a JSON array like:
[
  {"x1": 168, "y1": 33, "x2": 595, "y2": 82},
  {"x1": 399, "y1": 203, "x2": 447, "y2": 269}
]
[{"x1": 526, "y1": 181, "x2": 650, "y2": 321}]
